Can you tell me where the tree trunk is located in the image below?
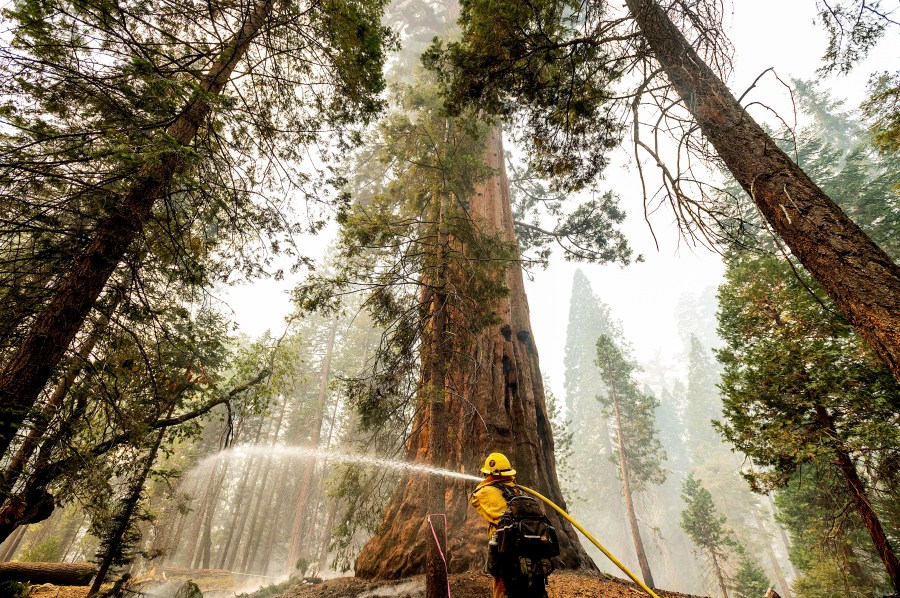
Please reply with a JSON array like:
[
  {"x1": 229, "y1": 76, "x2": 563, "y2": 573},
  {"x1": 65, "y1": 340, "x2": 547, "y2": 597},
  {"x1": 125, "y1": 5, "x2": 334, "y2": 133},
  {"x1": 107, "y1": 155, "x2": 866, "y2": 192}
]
[
  {"x1": 767, "y1": 495, "x2": 798, "y2": 579},
  {"x1": 355, "y1": 129, "x2": 594, "y2": 577},
  {"x1": 238, "y1": 398, "x2": 288, "y2": 574},
  {"x1": 0, "y1": 309, "x2": 109, "y2": 502},
  {"x1": 610, "y1": 382, "x2": 655, "y2": 589},
  {"x1": 0, "y1": 0, "x2": 277, "y2": 459},
  {"x1": 0, "y1": 562, "x2": 97, "y2": 585},
  {"x1": 88, "y1": 427, "x2": 166, "y2": 596},
  {"x1": 0, "y1": 526, "x2": 27, "y2": 562},
  {"x1": 814, "y1": 405, "x2": 900, "y2": 591},
  {"x1": 625, "y1": 0, "x2": 900, "y2": 383},
  {"x1": 216, "y1": 458, "x2": 256, "y2": 569},
  {"x1": 709, "y1": 551, "x2": 729, "y2": 598},
  {"x1": 424, "y1": 186, "x2": 451, "y2": 598},
  {"x1": 285, "y1": 316, "x2": 338, "y2": 573},
  {"x1": 751, "y1": 507, "x2": 791, "y2": 598}
]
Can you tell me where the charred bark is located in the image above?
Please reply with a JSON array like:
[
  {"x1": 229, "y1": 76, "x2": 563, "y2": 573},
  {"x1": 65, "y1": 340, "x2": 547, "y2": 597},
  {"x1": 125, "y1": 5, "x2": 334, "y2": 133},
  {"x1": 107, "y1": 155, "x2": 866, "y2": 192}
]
[
  {"x1": 355, "y1": 129, "x2": 594, "y2": 577},
  {"x1": 625, "y1": 0, "x2": 900, "y2": 383},
  {"x1": 0, "y1": 0, "x2": 277, "y2": 458}
]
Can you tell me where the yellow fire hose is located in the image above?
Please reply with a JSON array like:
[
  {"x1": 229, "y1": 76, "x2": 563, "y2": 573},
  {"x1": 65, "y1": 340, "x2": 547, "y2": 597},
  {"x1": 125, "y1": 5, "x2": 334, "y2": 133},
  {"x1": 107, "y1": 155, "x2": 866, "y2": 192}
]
[{"x1": 515, "y1": 484, "x2": 661, "y2": 598}]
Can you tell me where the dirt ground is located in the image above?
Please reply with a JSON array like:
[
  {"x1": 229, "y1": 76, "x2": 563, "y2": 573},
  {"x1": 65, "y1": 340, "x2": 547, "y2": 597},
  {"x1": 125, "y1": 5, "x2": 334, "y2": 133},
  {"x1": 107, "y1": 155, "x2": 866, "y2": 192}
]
[
  {"x1": 24, "y1": 570, "x2": 707, "y2": 598},
  {"x1": 269, "y1": 570, "x2": 706, "y2": 598}
]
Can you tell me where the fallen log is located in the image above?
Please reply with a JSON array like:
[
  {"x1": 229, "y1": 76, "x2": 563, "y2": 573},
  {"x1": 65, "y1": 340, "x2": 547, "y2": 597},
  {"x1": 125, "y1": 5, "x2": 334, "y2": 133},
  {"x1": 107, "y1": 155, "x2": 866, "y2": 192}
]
[{"x1": 0, "y1": 562, "x2": 97, "y2": 585}]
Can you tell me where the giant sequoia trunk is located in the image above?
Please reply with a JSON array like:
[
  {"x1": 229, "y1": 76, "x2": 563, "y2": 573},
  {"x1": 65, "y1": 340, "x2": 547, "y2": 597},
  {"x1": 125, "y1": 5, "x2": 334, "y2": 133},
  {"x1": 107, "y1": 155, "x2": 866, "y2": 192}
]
[
  {"x1": 0, "y1": 0, "x2": 276, "y2": 459},
  {"x1": 625, "y1": 0, "x2": 900, "y2": 383},
  {"x1": 355, "y1": 129, "x2": 594, "y2": 577}
]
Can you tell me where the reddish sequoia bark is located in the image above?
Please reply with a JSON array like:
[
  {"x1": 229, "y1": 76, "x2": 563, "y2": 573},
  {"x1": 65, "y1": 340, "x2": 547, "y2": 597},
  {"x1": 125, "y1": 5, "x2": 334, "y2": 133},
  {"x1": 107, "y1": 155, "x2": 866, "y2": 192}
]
[
  {"x1": 625, "y1": 0, "x2": 900, "y2": 383},
  {"x1": 355, "y1": 129, "x2": 594, "y2": 577}
]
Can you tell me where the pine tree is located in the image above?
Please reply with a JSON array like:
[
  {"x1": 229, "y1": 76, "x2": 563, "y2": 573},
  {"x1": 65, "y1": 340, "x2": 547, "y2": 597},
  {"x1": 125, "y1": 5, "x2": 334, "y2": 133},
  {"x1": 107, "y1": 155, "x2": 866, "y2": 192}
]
[
  {"x1": 595, "y1": 334, "x2": 667, "y2": 589},
  {"x1": 680, "y1": 473, "x2": 735, "y2": 598},
  {"x1": 731, "y1": 547, "x2": 771, "y2": 598},
  {"x1": 0, "y1": 0, "x2": 392, "y2": 457},
  {"x1": 716, "y1": 251, "x2": 900, "y2": 591},
  {"x1": 561, "y1": 271, "x2": 631, "y2": 572}
]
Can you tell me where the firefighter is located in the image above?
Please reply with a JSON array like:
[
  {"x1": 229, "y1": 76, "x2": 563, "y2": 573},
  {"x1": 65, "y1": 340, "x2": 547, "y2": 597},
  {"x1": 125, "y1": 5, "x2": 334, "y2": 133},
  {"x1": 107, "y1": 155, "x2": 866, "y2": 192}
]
[{"x1": 471, "y1": 452, "x2": 518, "y2": 598}]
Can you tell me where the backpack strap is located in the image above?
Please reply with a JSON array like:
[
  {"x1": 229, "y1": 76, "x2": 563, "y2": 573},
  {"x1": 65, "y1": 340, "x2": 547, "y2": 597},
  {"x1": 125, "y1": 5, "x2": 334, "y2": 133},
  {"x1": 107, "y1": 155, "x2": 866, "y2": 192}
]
[{"x1": 491, "y1": 482, "x2": 519, "y2": 502}]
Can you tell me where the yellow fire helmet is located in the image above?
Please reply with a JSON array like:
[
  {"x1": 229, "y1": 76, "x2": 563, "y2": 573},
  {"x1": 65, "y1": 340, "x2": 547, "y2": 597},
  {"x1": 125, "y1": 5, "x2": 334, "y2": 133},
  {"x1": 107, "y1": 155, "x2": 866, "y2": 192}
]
[{"x1": 480, "y1": 452, "x2": 516, "y2": 476}]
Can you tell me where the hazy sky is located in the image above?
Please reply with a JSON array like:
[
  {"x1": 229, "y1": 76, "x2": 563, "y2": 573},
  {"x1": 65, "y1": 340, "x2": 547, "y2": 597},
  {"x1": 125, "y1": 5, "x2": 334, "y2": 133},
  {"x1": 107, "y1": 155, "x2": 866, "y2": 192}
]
[{"x1": 221, "y1": 0, "x2": 896, "y2": 402}]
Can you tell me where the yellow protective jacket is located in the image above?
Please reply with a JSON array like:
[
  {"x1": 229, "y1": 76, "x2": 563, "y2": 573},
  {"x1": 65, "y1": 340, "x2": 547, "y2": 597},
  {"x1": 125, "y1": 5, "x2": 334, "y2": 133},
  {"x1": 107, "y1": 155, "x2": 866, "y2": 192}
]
[{"x1": 470, "y1": 475, "x2": 516, "y2": 538}]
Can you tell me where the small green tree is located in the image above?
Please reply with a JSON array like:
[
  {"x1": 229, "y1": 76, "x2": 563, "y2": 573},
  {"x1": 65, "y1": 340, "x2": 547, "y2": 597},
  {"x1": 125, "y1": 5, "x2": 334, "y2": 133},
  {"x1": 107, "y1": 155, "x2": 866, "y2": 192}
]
[
  {"x1": 680, "y1": 473, "x2": 735, "y2": 598},
  {"x1": 731, "y1": 546, "x2": 771, "y2": 598}
]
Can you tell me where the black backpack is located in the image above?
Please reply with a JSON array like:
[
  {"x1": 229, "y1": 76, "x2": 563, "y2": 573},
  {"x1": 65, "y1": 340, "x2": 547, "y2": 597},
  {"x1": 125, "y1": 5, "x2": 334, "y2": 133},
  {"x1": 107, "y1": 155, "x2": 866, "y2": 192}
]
[
  {"x1": 487, "y1": 484, "x2": 560, "y2": 589},
  {"x1": 495, "y1": 495, "x2": 560, "y2": 560}
]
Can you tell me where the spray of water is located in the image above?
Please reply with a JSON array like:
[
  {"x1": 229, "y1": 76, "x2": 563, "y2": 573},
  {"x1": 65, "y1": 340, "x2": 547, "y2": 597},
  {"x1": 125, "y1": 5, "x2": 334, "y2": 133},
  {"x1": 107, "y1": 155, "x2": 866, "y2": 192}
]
[{"x1": 191, "y1": 445, "x2": 483, "y2": 483}]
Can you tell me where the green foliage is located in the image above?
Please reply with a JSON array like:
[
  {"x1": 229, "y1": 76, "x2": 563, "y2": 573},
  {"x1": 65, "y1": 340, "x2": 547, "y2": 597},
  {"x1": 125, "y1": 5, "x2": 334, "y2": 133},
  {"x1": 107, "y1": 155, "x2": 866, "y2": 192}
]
[
  {"x1": 296, "y1": 78, "x2": 514, "y2": 433},
  {"x1": 776, "y1": 465, "x2": 892, "y2": 596},
  {"x1": 683, "y1": 335, "x2": 723, "y2": 456},
  {"x1": 508, "y1": 160, "x2": 636, "y2": 267},
  {"x1": 594, "y1": 334, "x2": 667, "y2": 491},
  {"x1": 814, "y1": 0, "x2": 894, "y2": 73},
  {"x1": 423, "y1": 0, "x2": 625, "y2": 190},
  {"x1": 862, "y1": 71, "x2": 900, "y2": 159},
  {"x1": 680, "y1": 473, "x2": 736, "y2": 585},
  {"x1": 716, "y1": 251, "x2": 900, "y2": 492},
  {"x1": 20, "y1": 537, "x2": 62, "y2": 562},
  {"x1": 731, "y1": 546, "x2": 771, "y2": 598},
  {"x1": 720, "y1": 80, "x2": 900, "y2": 260},
  {"x1": 544, "y1": 383, "x2": 576, "y2": 500},
  {"x1": 714, "y1": 82, "x2": 900, "y2": 594}
]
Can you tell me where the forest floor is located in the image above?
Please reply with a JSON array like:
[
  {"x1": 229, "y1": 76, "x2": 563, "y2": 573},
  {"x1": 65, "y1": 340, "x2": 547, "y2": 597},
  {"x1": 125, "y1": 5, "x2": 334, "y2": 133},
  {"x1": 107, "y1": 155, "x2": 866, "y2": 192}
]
[
  {"x1": 24, "y1": 570, "x2": 707, "y2": 597},
  {"x1": 254, "y1": 570, "x2": 706, "y2": 598}
]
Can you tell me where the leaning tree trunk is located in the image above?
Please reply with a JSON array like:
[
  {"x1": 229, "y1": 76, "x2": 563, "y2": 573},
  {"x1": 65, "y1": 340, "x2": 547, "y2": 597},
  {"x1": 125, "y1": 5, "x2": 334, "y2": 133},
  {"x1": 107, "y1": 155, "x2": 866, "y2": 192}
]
[
  {"x1": 625, "y1": 0, "x2": 900, "y2": 383},
  {"x1": 0, "y1": 0, "x2": 277, "y2": 460},
  {"x1": 814, "y1": 405, "x2": 900, "y2": 591},
  {"x1": 610, "y1": 383, "x2": 655, "y2": 589},
  {"x1": 710, "y1": 551, "x2": 729, "y2": 598},
  {"x1": 88, "y1": 426, "x2": 166, "y2": 596},
  {"x1": 355, "y1": 129, "x2": 594, "y2": 577}
]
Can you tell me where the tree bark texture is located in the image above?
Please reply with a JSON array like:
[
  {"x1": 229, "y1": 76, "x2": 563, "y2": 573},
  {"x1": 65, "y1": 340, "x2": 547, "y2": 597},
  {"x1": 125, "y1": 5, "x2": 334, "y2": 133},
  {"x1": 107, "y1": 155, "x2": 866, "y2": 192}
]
[
  {"x1": 424, "y1": 189, "x2": 451, "y2": 598},
  {"x1": 0, "y1": 0, "x2": 277, "y2": 459},
  {"x1": 0, "y1": 562, "x2": 97, "y2": 585},
  {"x1": 625, "y1": 0, "x2": 900, "y2": 383},
  {"x1": 0, "y1": 310, "x2": 109, "y2": 503},
  {"x1": 354, "y1": 129, "x2": 594, "y2": 578}
]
